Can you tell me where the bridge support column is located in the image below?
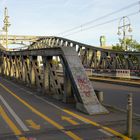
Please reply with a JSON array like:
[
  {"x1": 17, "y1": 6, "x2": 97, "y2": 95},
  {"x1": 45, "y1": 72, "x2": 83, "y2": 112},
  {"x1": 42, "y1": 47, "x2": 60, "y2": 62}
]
[
  {"x1": 45, "y1": 56, "x2": 63, "y2": 100},
  {"x1": 22, "y1": 56, "x2": 31, "y2": 85},
  {"x1": 16, "y1": 56, "x2": 23, "y2": 81},
  {"x1": 94, "y1": 51, "x2": 97, "y2": 69},
  {"x1": 42, "y1": 57, "x2": 50, "y2": 95},
  {"x1": 5, "y1": 56, "x2": 12, "y2": 77},
  {"x1": 30, "y1": 60, "x2": 36, "y2": 86},
  {"x1": 22, "y1": 57, "x2": 26, "y2": 83},
  {"x1": 2, "y1": 56, "x2": 7, "y2": 76},
  {"x1": 124, "y1": 58, "x2": 129, "y2": 69},
  {"x1": 31, "y1": 56, "x2": 43, "y2": 93},
  {"x1": 10, "y1": 57, "x2": 14, "y2": 78},
  {"x1": 63, "y1": 67, "x2": 74, "y2": 103},
  {"x1": 0, "y1": 55, "x2": 3, "y2": 74},
  {"x1": 61, "y1": 47, "x2": 108, "y2": 115},
  {"x1": 14, "y1": 56, "x2": 19, "y2": 80}
]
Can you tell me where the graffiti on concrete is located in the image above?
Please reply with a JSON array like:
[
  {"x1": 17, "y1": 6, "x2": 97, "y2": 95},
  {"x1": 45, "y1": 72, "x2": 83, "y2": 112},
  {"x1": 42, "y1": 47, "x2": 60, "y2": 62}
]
[{"x1": 77, "y1": 76, "x2": 91, "y2": 97}]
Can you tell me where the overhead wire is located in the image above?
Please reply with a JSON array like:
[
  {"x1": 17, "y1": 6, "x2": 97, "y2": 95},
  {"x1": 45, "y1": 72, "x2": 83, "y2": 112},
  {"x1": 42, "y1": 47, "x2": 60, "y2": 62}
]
[
  {"x1": 57, "y1": 1, "x2": 140, "y2": 36},
  {"x1": 63, "y1": 11, "x2": 140, "y2": 37}
]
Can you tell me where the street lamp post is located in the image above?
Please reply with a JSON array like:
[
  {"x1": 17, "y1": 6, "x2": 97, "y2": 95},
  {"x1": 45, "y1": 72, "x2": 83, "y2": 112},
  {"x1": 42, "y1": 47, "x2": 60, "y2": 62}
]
[
  {"x1": 117, "y1": 16, "x2": 132, "y2": 51},
  {"x1": 2, "y1": 7, "x2": 11, "y2": 49}
]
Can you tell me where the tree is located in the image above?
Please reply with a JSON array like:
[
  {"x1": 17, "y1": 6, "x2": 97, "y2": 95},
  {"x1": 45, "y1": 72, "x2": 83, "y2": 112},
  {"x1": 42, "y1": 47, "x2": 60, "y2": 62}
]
[
  {"x1": 112, "y1": 38, "x2": 140, "y2": 51},
  {"x1": 112, "y1": 43, "x2": 123, "y2": 51}
]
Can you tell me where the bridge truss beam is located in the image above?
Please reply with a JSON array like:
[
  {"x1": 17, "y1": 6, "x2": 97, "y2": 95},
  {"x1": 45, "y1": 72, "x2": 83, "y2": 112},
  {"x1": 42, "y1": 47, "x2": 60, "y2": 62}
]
[
  {"x1": 0, "y1": 47, "x2": 108, "y2": 115},
  {"x1": 29, "y1": 36, "x2": 140, "y2": 72}
]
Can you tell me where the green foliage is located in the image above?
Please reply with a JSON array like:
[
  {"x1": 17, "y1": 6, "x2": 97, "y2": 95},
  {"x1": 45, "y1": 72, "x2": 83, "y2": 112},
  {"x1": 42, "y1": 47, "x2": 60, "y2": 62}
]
[
  {"x1": 112, "y1": 38, "x2": 140, "y2": 51},
  {"x1": 112, "y1": 43, "x2": 124, "y2": 51},
  {"x1": 125, "y1": 39, "x2": 140, "y2": 51}
]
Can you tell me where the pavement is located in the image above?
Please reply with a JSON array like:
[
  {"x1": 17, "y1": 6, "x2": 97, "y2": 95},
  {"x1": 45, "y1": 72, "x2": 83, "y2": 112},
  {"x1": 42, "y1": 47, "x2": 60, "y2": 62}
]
[
  {"x1": 89, "y1": 76, "x2": 140, "y2": 87},
  {"x1": 92, "y1": 80, "x2": 140, "y2": 115},
  {"x1": 0, "y1": 76, "x2": 139, "y2": 140}
]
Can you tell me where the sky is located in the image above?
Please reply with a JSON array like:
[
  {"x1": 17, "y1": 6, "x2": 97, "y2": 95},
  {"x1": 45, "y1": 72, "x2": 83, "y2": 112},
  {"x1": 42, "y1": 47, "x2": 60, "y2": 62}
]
[{"x1": 0, "y1": 0, "x2": 140, "y2": 46}]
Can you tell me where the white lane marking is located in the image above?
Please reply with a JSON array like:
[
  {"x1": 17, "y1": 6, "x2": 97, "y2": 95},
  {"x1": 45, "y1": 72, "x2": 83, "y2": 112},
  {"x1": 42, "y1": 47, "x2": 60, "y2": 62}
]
[
  {"x1": 3, "y1": 78, "x2": 89, "y2": 124},
  {"x1": 98, "y1": 129, "x2": 114, "y2": 136},
  {"x1": 2, "y1": 78, "x2": 115, "y2": 136},
  {"x1": 0, "y1": 95, "x2": 29, "y2": 131}
]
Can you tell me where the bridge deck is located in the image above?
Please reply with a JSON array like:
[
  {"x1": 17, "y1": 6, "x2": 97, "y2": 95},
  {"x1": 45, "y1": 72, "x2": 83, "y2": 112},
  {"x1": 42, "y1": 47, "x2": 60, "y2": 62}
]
[{"x1": 0, "y1": 76, "x2": 132, "y2": 140}]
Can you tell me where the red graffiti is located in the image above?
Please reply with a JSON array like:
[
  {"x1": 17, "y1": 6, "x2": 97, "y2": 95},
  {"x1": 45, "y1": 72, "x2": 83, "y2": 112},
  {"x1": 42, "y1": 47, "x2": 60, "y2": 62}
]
[
  {"x1": 77, "y1": 78, "x2": 86, "y2": 84},
  {"x1": 84, "y1": 91, "x2": 90, "y2": 97},
  {"x1": 77, "y1": 77, "x2": 91, "y2": 97}
]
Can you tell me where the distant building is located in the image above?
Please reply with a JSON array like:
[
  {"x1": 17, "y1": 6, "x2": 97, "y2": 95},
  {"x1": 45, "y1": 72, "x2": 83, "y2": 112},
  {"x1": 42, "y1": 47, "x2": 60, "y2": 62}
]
[
  {"x1": 100, "y1": 36, "x2": 106, "y2": 47},
  {"x1": 96, "y1": 36, "x2": 112, "y2": 62},
  {"x1": 100, "y1": 36, "x2": 112, "y2": 49}
]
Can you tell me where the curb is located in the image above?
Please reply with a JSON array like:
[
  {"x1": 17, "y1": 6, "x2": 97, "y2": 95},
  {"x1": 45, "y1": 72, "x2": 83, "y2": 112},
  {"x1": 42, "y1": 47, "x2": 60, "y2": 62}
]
[
  {"x1": 89, "y1": 76, "x2": 140, "y2": 87},
  {"x1": 103, "y1": 103, "x2": 140, "y2": 118}
]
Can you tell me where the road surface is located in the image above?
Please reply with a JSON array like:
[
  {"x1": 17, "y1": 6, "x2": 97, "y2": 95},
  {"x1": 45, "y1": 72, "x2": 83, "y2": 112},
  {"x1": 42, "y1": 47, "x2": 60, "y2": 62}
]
[
  {"x1": 0, "y1": 76, "x2": 136, "y2": 140},
  {"x1": 92, "y1": 81, "x2": 140, "y2": 115}
]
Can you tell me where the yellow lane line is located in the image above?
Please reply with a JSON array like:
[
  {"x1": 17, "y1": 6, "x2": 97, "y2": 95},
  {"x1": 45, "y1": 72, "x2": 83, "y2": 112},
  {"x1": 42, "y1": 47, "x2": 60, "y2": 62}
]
[
  {"x1": 0, "y1": 106, "x2": 27, "y2": 140},
  {"x1": 26, "y1": 120, "x2": 40, "y2": 130},
  {"x1": 61, "y1": 116, "x2": 79, "y2": 125},
  {"x1": 63, "y1": 109, "x2": 131, "y2": 140},
  {"x1": 0, "y1": 82, "x2": 82, "y2": 140},
  {"x1": 0, "y1": 81, "x2": 131, "y2": 140}
]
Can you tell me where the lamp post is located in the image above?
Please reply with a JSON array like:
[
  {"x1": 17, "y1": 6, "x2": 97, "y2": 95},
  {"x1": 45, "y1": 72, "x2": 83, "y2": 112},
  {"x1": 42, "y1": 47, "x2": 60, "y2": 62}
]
[
  {"x1": 2, "y1": 7, "x2": 11, "y2": 49},
  {"x1": 117, "y1": 16, "x2": 132, "y2": 51}
]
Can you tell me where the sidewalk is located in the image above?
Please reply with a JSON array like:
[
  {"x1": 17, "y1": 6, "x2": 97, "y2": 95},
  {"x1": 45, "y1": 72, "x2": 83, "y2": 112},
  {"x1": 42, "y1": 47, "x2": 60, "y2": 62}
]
[{"x1": 89, "y1": 76, "x2": 140, "y2": 87}]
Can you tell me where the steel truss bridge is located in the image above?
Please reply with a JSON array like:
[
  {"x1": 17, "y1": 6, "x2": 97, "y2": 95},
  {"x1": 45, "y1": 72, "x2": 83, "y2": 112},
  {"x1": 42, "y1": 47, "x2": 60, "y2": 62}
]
[
  {"x1": 0, "y1": 36, "x2": 140, "y2": 115},
  {"x1": 0, "y1": 35, "x2": 44, "y2": 47}
]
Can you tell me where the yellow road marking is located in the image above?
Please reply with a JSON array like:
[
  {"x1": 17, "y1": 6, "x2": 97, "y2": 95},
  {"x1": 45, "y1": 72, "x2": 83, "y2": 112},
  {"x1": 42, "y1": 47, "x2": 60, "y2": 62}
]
[
  {"x1": 0, "y1": 81, "x2": 130, "y2": 140},
  {"x1": 61, "y1": 116, "x2": 79, "y2": 125},
  {"x1": 0, "y1": 82, "x2": 82, "y2": 140},
  {"x1": 63, "y1": 109, "x2": 131, "y2": 140},
  {"x1": 26, "y1": 120, "x2": 40, "y2": 130},
  {"x1": 0, "y1": 106, "x2": 27, "y2": 140},
  {"x1": 66, "y1": 131, "x2": 82, "y2": 140}
]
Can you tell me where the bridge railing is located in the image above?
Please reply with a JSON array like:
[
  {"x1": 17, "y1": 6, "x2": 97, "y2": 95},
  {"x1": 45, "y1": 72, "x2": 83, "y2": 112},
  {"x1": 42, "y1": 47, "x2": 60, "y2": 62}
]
[
  {"x1": 28, "y1": 36, "x2": 140, "y2": 73},
  {"x1": 0, "y1": 46, "x2": 108, "y2": 115}
]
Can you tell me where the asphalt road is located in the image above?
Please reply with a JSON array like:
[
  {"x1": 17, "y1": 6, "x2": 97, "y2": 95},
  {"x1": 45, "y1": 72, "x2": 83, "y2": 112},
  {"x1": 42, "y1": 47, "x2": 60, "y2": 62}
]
[
  {"x1": 0, "y1": 76, "x2": 130, "y2": 140},
  {"x1": 92, "y1": 81, "x2": 140, "y2": 115},
  {"x1": 0, "y1": 77, "x2": 127, "y2": 140}
]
